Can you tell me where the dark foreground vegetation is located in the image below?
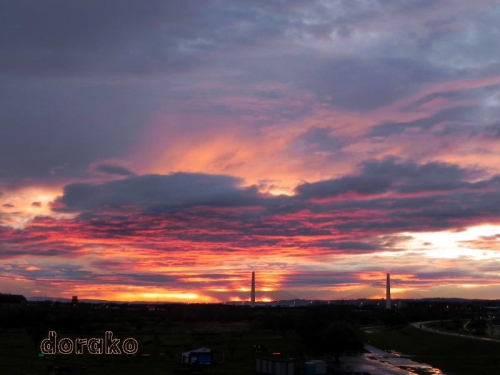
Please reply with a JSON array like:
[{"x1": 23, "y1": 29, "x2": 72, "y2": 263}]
[
  {"x1": 367, "y1": 324, "x2": 500, "y2": 375},
  {"x1": 0, "y1": 297, "x2": 499, "y2": 374}
]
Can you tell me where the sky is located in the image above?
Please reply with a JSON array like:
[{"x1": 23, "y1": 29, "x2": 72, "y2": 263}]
[{"x1": 2, "y1": 0, "x2": 500, "y2": 302}]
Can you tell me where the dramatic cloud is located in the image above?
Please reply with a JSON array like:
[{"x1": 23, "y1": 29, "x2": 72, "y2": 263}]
[
  {"x1": 52, "y1": 173, "x2": 262, "y2": 212},
  {"x1": 2, "y1": 1, "x2": 500, "y2": 301}
]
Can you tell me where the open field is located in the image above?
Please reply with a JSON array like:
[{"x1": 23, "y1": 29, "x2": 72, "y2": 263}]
[
  {"x1": 0, "y1": 330, "x2": 302, "y2": 375},
  {"x1": 366, "y1": 324, "x2": 500, "y2": 375},
  {"x1": 2, "y1": 301, "x2": 499, "y2": 374}
]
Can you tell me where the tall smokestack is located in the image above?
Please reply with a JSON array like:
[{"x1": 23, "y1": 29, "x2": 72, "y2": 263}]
[
  {"x1": 386, "y1": 273, "x2": 391, "y2": 310},
  {"x1": 251, "y1": 271, "x2": 256, "y2": 307}
]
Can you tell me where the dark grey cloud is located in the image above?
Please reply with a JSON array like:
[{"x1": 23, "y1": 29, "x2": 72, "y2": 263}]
[
  {"x1": 301, "y1": 58, "x2": 447, "y2": 111},
  {"x1": 2, "y1": 203, "x2": 14, "y2": 208},
  {"x1": 0, "y1": 248, "x2": 72, "y2": 260},
  {"x1": 0, "y1": 76, "x2": 160, "y2": 180},
  {"x1": 42, "y1": 160, "x2": 500, "y2": 249},
  {"x1": 361, "y1": 158, "x2": 471, "y2": 193},
  {"x1": 0, "y1": 0, "x2": 213, "y2": 77},
  {"x1": 53, "y1": 172, "x2": 264, "y2": 212},
  {"x1": 407, "y1": 83, "x2": 500, "y2": 111},
  {"x1": 370, "y1": 106, "x2": 479, "y2": 137},
  {"x1": 5, "y1": 263, "x2": 93, "y2": 281},
  {"x1": 52, "y1": 160, "x2": 494, "y2": 227},
  {"x1": 96, "y1": 164, "x2": 135, "y2": 176},
  {"x1": 294, "y1": 126, "x2": 343, "y2": 152},
  {"x1": 413, "y1": 269, "x2": 484, "y2": 280},
  {"x1": 296, "y1": 173, "x2": 391, "y2": 199},
  {"x1": 303, "y1": 240, "x2": 380, "y2": 251},
  {"x1": 483, "y1": 122, "x2": 500, "y2": 138},
  {"x1": 0, "y1": 0, "x2": 344, "y2": 79},
  {"x1": 296, "y1": 157, "x2": 474, "y2": 199}
]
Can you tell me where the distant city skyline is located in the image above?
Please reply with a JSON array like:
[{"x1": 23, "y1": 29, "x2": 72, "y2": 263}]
[{"x1": 2, "y1": 1, "x2": 500, "y2": 302}]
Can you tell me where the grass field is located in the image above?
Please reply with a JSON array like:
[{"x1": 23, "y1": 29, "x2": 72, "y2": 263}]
[
  {"x1": 366, "y1": 324, "x2": 500, "y2": 375},
  {"x1": 4, "y1": 322, "x2": 500, "y2": 374},
  {"x1": 0, "y1": 330, "x2": 302, "y2": 374}
]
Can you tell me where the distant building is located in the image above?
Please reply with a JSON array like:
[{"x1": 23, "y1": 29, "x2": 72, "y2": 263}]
[
  {"x1": 180, "y1": 347, "x2": 212, "y2": 365},
  {"x1": 71, "y1": 296, "x2": 78, "y2": 305}
]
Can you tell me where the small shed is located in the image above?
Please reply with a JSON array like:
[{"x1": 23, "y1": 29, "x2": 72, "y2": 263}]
[{"x1": 180, "y1": 347, "x2": 212, "y2": 365}]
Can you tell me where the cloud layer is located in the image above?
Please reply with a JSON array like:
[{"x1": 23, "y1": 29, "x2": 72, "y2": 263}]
[{"x1": 2, "y1": 1, "x2": 500, "y2": 301}]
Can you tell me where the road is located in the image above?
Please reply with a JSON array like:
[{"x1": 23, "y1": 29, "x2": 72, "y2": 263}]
[{"x1": 411, "y1": 320, "x2": 500, "y2": 343}]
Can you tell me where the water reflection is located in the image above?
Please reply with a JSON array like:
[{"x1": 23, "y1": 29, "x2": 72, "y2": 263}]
[{"x1": 365, "y1": 344, "x2": 445, "y2": 375}]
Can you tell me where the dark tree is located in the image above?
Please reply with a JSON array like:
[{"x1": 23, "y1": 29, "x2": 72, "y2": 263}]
[
  {"x1": 295, "y1": 307, "x2": 364, "y2": 363},
  {"x1": 227, "y1": 335, "x2": 239, "y2": 361},
  {"x1": 321, "y1": 321, "x2": 364, "y2": 363},
  {"x1": 0, "y1": 293, "x2": 27, "y2": 303},
  {"x1": 468, "y1": 317, "x2": 488, "y2": 335}
]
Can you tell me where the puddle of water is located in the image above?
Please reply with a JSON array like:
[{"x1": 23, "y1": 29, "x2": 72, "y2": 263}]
[
  {"x1": 365, "y1": 344, "x2": 446, "y2": 375},
  {"x1": 397, "y1": 365, "x2": 444, "y2": 375}
]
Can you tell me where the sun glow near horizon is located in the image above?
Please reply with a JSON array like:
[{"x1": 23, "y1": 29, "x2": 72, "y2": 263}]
[{"x1": 402, "y1": 224, "x2": 500, "y2": 260}]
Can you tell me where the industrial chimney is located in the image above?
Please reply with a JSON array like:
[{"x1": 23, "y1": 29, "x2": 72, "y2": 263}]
[
  {"x1": 386, "y1": 273, "x2": 391, "y2": 310},
  {"x1": 251, "y1": 271, "x2": 256, "y2": 307}
]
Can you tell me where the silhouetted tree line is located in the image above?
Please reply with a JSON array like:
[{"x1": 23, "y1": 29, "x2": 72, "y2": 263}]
[
  {"x1": 0, "y1": 298, "x2": 493, "y2": 357},
  {"x1": 0, "y1": 301, "x2": 487, "y2": 331},
  {"x1": 0, "y1": 293, "x2": 26, "y2": 303}
]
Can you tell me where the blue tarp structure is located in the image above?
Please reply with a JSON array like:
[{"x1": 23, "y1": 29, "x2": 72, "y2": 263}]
[{"x1": 181, "y1": 347, "x2": 212, "y2": 365}]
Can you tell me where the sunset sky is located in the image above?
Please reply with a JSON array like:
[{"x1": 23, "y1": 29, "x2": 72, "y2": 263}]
[{"x1": 2, "y1": 1, "x2": 500, "y2": 302}]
